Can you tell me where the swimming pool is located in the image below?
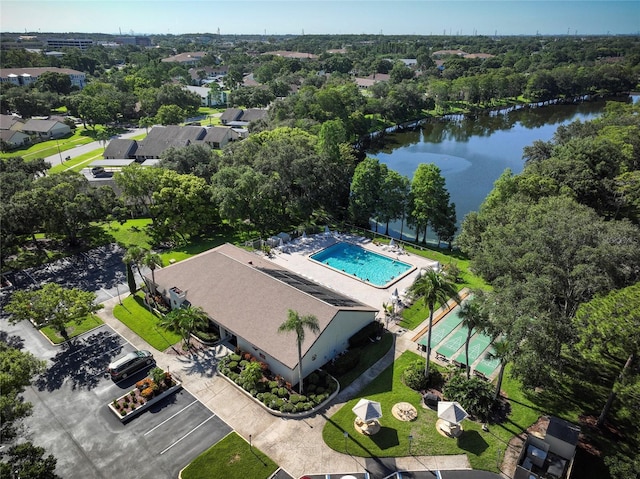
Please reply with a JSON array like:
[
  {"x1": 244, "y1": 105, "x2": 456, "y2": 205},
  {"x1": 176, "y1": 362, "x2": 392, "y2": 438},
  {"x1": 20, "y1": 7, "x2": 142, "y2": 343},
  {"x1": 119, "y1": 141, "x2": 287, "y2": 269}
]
[{"x1": 310, "y1": 242, "x2": 414, "y2": 287}]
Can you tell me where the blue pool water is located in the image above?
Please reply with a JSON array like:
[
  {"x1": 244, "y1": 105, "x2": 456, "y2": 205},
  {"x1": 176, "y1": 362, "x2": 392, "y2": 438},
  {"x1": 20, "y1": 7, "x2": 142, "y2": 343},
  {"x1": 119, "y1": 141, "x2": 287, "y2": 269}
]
[{"x1": 310, "y1": 242, "x2": 414, "y2": 287}]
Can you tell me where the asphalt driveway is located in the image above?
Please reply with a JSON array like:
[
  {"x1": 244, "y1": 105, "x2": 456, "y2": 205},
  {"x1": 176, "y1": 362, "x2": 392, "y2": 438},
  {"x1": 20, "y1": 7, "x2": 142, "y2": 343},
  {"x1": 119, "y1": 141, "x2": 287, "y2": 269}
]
[{"x1": 6, "y1": 322, "x2": 231, "y2": 479}]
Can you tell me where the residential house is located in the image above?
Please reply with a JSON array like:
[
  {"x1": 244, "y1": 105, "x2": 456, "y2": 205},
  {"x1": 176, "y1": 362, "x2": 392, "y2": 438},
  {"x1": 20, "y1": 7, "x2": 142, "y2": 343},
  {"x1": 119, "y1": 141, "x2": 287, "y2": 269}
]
[
  {"x1": 353, "y1": 73, "x2": 390, "y2": 89},
  {"x1": 161, "y1": 51, "x2": 208, "y2": 66},
  {"x1": 202, "y1": 127, "x2": 239, "y2": 149},
  {"x1": 133, "y1": 125, "x2": 206, "y2": 160},
  {"x1": 188, "y1": 65, "x2": 228, "y2": 85},
  {"x1": 183, "y1": 85, "x2": 227, "y2": 107},
  {"x1": 0, "y1": 67, "x2": 86, "y2": 89},
  {"x1": 0, "y1": 129, "x2": 30, "y2": 150},
  {"x1": 103, "y1": 138, "x2": 138, "y2": 160},
  {"x1": 148, "y1": 243, "x2": 378, "y2": 388},
  {"x1": 219, "y1": 108, "x2": 267, "y2": 127},
  {"x1": 0, "y1": 114, "x2": 24, "y2": 131},
  {"x1": 20, "y1": 119, "x2": 71, "y2": 140}
]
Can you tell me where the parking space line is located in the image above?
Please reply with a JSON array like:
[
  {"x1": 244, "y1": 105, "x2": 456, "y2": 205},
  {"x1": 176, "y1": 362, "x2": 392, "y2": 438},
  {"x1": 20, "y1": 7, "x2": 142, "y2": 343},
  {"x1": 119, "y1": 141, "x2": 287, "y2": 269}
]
[
  {"x1": 144, "y1": 400, "x2": 200, "y2": 436},
  {"x1": 159, "y1": 415, "x2": 216, "y2": 455},
  {"x1": 100, "y1": 287, "x2": 115, "y2": 299}
]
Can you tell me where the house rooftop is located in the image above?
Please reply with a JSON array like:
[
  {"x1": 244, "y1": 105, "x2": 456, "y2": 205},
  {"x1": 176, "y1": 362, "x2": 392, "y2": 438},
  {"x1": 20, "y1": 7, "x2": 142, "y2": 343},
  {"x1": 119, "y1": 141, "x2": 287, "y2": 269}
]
[{"x1": 150, "y1": 243, "x2": 376, "y2": 369}]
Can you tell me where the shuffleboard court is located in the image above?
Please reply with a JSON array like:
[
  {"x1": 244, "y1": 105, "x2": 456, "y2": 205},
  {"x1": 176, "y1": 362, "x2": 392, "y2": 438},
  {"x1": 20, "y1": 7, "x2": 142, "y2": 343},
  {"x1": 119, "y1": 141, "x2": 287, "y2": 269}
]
[
  {"x1": 453, "y1": 333, "x2": 492, "y2": 366},
  {"x1": 474, "y1": 345, "x2": 501, "y2": 377},
  {"x1": 436, "y1": 326, "x2": 469, "y2": 359},
  {"x1": 417, "y1": 307, "x2": 464, "y2": 347}
]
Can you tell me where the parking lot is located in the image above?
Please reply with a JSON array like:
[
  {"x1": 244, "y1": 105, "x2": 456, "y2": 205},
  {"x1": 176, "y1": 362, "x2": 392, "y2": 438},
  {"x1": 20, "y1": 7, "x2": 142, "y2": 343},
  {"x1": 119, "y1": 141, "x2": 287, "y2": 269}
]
[{"x1": 5, "y1": 321, "x2": 231, "y2": 479}]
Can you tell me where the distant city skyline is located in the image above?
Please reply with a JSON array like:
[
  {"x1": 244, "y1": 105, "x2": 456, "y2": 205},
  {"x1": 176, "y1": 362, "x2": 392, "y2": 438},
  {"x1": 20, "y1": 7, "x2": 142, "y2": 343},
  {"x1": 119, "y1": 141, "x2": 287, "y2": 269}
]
[{"x1": 1, "y1": 1, "x2": 638, "y2": 37}]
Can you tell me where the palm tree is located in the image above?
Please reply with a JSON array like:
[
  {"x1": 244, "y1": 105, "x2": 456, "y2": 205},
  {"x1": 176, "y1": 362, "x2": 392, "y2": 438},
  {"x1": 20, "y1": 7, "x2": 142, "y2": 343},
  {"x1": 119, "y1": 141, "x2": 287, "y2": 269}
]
[
  {"x1": 277, "y1": 309, "x2": 320, "y2": 394},
  {"x1": 458, "y1": 296, "x2": 489, "y2": 379},
  {"x1": 123, "y1": 246, "x2": 146, "y2": 293},
  {"x1": 142, "y1": 251, "x2": 163, "y2": 287},
  {"x1": 487, "y1": 339, "x2": 511, "y2": 400},
  {"x1": 409, "y1": 269, "x2": 459, "y2": 379},
  {"x1": 160, "y1": 306, "x2": 210, "y2": 350}
]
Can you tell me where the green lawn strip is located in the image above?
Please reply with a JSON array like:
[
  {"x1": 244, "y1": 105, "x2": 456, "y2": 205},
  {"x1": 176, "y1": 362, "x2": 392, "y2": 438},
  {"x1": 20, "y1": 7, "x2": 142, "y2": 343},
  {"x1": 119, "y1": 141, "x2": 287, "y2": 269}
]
[
  {"x1": 181, "y1": 432, "x2": 278, "y2": 479},
  {"x1": 113, "y1": 293, "x2": 181, "y2": 351},
  {"x1": 48, "y1": 149, "x2": 104, "y2": 173},
  {"x1": 323, "y1": 351, "x2": 511, "y2": 472},
  {"x1": 336, "y1": 332, "x2": 394, "y2": 389},
  {"x1": 1, "y1": 131, "x2": 93, "y2": 160},
  {"x1": 40, "y1": 314, "x2": 104, "y2": 344}
]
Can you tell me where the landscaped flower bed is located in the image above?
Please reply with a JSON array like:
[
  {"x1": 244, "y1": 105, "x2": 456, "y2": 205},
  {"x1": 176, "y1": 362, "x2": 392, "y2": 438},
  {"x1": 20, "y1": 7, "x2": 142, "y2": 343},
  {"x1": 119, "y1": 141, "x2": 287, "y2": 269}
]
[
  {"x1": 218, "y1": 350, "x2": 338, "y2": 414},
  {"x1": 108, "y1": 367, "x2": 182, "y2": 421}
]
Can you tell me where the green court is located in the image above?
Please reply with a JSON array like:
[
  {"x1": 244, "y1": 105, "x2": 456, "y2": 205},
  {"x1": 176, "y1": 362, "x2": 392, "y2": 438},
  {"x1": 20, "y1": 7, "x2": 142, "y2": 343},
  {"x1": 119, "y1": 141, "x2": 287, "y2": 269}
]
[
  {"x1": 435, "y1": 326, "x2": 469, "y2": 358},
  {"x1": 453, "y1": 333, "x2": 492, "y2": 367},
  {"x1": 417, "y1": 307, "x2": 464, "y2": 347}
]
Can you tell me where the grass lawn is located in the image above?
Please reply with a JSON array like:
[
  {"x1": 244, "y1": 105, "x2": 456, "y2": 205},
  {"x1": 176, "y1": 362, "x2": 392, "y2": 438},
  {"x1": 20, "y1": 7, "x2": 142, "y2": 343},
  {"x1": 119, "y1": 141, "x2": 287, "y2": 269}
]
[
  {"x1": 181, "y1": 432, "x2": 278, "y2": 479},
  {"x1": 113, "y1": 293, "x2": 182, "y2": 351},
  {"x1": 101, "y1": 219, "x2": 154, "y2": 249},
  {"x1": 323, "y1": 351, "x2": 519, "y2": 473},
  {"x1": 48, "y1": 148, "x2": 104, "y2": 174},
  {"x1": 1, "y1": 129, "x2": 93, "y2": 160},
  {"x1": 40, "y1": 314, "x2": 104, "y2": 344}
]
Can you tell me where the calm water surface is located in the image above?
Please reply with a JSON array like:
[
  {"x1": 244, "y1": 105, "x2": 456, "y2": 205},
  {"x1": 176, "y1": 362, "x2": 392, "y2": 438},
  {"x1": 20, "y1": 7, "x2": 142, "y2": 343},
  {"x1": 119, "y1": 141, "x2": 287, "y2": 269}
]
[{"x1": 370, "y1": 97, "x2": 636, "y2": 241}]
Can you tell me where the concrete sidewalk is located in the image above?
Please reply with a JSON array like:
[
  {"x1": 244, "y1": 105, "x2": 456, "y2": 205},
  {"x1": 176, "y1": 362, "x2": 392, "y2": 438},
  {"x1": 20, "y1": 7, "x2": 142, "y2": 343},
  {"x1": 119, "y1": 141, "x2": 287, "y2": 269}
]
[{"x1": 96, "y1": 296, "x2": 471, "y2": 478}]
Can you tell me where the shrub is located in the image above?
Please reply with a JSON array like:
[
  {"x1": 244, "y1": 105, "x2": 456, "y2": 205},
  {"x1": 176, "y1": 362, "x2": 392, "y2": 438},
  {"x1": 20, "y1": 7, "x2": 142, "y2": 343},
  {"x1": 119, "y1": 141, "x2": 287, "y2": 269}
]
[
  {"x1": 239, "y1": 360, "x2": 249, "y2": 368},
  {"x1": 289, "y1": 394, "x2": 306, "y2": 404},
  {"x1": 268, "y1": 380, "x2": 278, "y2": 389},
  {"x1": 348, "y1": 321, "x2": 383, "y2": 348},
  {"x1": 327, "y1": 350, "x2": 360, "y2": 376},
  {"x1": 230, "y1": 354, "x2": 241, "y2": 362},
  {"x1": 120, "y1": 410, "x2": 126, "y2": 416},
  {"x1": 150, "y1": 367, "x2": 166, "y2": 385},
  {"x1": 280, "y1": 402, "x2": 295, "y2": 413},
  {"x1": 308, "y1": 372, "x2": 320, "y2": 385},
  {"x1": 227, "y1": 361, "x2": 239, "y2": 370},
  {"x1": 306, "y1": 383, "x2": 316, "y2": 393},
  {"x1": 277, "y1": 387, "x2": 288, "y2": 398},
  {"x1": 403, "y1": 360, "x2": 428, "y2": 391},
  {"x1": 427, "y1": 368, "x2": 444, "y2": 389},
  {"x1": 443, "y1": 373, "x2": 495, "y2": 422},
  {"x1": 316, "y1": 386, "x2": 325, "y2": 394},
  {"x1": 141, "y1": 387, "x2": 155, "y2": 399}
]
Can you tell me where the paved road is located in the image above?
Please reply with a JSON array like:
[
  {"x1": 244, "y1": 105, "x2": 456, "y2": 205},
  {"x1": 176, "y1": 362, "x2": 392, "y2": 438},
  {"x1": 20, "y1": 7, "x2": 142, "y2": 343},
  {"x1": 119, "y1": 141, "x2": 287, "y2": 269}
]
[
  {"x1": 44, "y1": 128, "x2": 147, "y2": 168},
  {"x1": 3, "y1": 320, "x2": 231, "y2": 479}
]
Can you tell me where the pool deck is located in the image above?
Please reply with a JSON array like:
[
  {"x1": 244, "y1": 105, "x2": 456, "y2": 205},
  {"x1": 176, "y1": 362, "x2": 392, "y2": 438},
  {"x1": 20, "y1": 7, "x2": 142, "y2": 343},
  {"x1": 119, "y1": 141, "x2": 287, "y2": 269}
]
[{"x1": 266, "y1": 233, "x2": 440, "y2": 319}]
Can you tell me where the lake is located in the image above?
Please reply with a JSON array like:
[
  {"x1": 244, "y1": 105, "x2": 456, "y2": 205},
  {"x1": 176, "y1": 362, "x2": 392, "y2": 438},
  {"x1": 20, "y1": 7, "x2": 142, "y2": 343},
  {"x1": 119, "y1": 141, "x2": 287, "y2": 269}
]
[{"x1": 369, "y1": 96, "x2": 637, "y2": 242}]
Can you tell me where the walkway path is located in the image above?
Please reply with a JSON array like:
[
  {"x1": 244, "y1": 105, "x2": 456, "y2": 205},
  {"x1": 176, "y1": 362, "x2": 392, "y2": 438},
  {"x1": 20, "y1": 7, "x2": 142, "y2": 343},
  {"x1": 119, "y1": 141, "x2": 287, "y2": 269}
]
[{"x1": 96, "y1": 296, "x2": 471, "y2": 478}]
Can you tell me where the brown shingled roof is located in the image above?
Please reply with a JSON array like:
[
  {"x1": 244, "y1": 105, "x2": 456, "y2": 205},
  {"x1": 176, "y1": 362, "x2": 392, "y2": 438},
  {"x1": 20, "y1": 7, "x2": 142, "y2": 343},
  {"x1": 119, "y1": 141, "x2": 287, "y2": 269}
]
[{"x1": 150, "y1": 244, "x2": 375, "y2": 369}]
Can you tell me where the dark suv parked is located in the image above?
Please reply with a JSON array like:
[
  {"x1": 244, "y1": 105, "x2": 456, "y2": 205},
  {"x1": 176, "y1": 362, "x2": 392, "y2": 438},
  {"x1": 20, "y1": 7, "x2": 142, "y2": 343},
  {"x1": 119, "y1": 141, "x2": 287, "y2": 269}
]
[{"x1": 107, "y1": 350, "x2": 154, "y2": 380}]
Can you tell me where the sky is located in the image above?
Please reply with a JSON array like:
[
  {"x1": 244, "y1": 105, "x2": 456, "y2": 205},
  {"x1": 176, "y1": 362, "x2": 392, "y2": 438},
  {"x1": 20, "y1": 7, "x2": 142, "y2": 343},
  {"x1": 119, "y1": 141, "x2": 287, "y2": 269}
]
[{"x1": 1, "y1": 0, "x2": 638, "y2": 37}]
